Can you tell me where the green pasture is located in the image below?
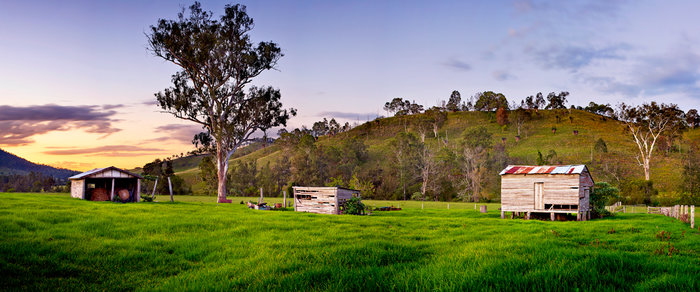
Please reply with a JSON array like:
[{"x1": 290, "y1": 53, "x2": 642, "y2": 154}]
[{"x1": 1, "y1": 193, "x2": 698, "y2": 291}]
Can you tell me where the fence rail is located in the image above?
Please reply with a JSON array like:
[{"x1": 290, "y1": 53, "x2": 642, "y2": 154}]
[{"x1": 607, "y1": 203, "x2": 696, "y2": 229}]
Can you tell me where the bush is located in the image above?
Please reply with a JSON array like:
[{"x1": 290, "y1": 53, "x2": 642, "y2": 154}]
[
  {"x1": 590, "y1": 182, "x2": 619, "y2": 218},
  {"x1": 344, "y1": 197, "x2": 365, "y2": 215},
  {"x1": 620, "y1": 179, "x2": 657, "y2": 205}
]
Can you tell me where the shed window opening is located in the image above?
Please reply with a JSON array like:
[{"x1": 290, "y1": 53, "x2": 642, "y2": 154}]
[{"x1": 297, "y1": 194, "x2": 312, "y2": 200}]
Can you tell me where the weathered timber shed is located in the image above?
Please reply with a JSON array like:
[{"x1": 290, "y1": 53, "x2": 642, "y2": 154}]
[
  {"x1": 70, "y1": 166, "x2": 142, "y2": 202},
  {"x1": 499, "y1": 165, "x2": 594, "y2": 221},
  {"x1": 293, "y1": 187, "x2": 360, "y2": 215}
]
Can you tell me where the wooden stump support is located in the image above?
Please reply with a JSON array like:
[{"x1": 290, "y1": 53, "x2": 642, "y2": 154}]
[
  {"x1": 550, "y1": 212, "x2": 555, "y2": 221},
  {"x1": 480, "y1": 205, "x2": 487, "y2": 214},
  {"x1": 501, "y1": 211, "x2": 505, "y2": 219},
  {"x1": 110, "y1": 178, "x2": 115, "y2": 201}
]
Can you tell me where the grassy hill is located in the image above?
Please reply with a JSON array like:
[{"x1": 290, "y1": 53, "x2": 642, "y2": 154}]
[
  {"x1": 173, "y1": 109, "x2": 699, "y2": 197},
  {"x1": 0, "y1": 192, "x2": 698, "y2": 290}
]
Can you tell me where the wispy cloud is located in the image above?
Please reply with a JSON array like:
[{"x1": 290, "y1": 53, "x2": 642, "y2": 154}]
[
  {"x1": 443, "y1": 58, "x2": 472, "y2": 71},
  {"x1": 144, "y1": 124, "x2": 204, "y2": 144},
  {"x1": 317, "y1": 111, "x2": 379, "y2": 120},
  {"x1": 493, "y1": 70, "x2": 516, "y2": 81},
  {"x1": 582, "y1": 43, "x2": 700, "y2": 98},
  {"x1": 43, "y1": 145, "x2": 165, "y2": 156},
  {"x1": 0, "y1": 104, "x2": 121, "y2": 146},
  {"x1": 531, "y1": 44, "x2": 629, "y2": 72}
]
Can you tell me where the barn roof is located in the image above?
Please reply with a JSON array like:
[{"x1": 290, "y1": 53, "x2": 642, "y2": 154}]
[
  {"x1": 499, "y1": 165, "x2": 589, "y2": 176},
  {"x1": 69, "y1": 166, "x2": 143, "y2": 180}
]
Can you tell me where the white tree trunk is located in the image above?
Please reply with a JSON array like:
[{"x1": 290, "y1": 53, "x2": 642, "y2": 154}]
[{"x1": 216, "y1": 144, "x2": 229, "y2": 201}]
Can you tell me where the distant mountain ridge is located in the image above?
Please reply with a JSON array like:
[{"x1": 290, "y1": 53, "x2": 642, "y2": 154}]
[{"x1": 0, "y1": 149, "x2": 79, "y2": 180}]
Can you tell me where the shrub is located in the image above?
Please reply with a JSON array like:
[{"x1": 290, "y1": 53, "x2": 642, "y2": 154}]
[
  {"x1": 590, "y1": 182, "x2": 619, "y2": 218},
  {"x1": 344, "y1": 197, "x2": 365, "y2": 215},
  {"x1": 620, "y1": 179, "x2": 657, "y2": 205}
]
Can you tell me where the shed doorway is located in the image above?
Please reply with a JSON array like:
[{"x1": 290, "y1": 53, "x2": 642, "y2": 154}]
[{"x1": 534, "y1": 182, "x2": 544, "y2": 210}]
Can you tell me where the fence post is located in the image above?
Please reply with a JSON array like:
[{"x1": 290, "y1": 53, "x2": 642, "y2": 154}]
[
  {"x1": 691, "y1": 206, "x2": 695, "y2": 229},
  {"x1": 647, "y1": 206, "x2": 649, "y2": 214},
  {"x1": 283, "y1": 190, "x2": 287, "y2": 208},
  {"x1": 623, "y1": 206, "x2": 626, "y2": 213}
]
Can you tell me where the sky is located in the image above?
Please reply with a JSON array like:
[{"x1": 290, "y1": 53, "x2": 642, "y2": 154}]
[{"x1": 0, "y1": 0, "x2": 699, "y2": 171}]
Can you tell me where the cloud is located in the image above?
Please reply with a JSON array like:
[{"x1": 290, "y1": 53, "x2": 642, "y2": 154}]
[
  {"x1": 443, "y1": 58, "x2": 472, "y2": 71},
  {"x1": 142, "y1": 100, "x2": 159, "y2": 106},
  {"x1": 0, "y1": 104, "x2": 121, "y2": 146},
  {"x1": 493, "y1": 70, "x2": 516, "y2": 81},
  {"x1": 144, "y1": 124, "x2": 204, "y2": 144},
  {"x1": 317, "y1": 111, "x2": 379, "y2": 120},
  {"x1": 531, "y1": 44, "x2": 629, "y2": 72},
  {"x1": 43, "y1": 145, "x2": 165, "y2": 156},
  {"x1": 48, "y1": 161, "x2": 95, "y2": 171},
  {"x1": 582, "y1": 44, "x2": 700, "y2": 98},
  {"x1": 101, "y1": 104, "x2": 125, "y2": 110}
]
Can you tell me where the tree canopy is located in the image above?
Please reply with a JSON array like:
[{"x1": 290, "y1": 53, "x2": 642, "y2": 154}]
[{"x1": 147, "y1": 2, "x2": 295, "y2": 200}]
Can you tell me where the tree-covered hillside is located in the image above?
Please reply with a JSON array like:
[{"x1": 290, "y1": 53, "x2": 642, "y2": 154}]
[{"x1": 176, "y1": 109, "x2": 699, "y2": 205}]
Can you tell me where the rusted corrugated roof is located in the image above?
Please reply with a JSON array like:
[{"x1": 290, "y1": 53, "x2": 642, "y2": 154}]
[{"x1": 499, "y1": 165, "x2": 588, "y2": 176}]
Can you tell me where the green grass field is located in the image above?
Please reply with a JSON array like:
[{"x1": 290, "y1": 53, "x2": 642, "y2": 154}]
[{"x1": 1, "y1": 193, "x2": 699, "y2": 291}]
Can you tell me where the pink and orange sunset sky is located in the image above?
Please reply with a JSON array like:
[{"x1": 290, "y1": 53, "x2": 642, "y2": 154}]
[{"x1": 1, "y1": 0, "x2": 699, "y2": 171}]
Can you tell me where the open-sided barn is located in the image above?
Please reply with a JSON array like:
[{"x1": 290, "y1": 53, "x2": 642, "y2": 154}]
[
  {"x1": 499, "y1": 165, "x2": 594, "y2": 221},
  {"x1": 293, "y1": 186, "x2": 360, "y2": 215},
  {"x1": 70, "y1": 166, "x2": 142, "y2": 202}
]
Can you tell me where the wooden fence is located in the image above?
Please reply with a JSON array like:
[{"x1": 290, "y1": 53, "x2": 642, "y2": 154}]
[{"x1": 608, "y1": 203, "x2": 695, "y2": 229}]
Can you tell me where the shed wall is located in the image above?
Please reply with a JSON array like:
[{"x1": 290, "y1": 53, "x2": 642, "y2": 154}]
[
  {"x1": 501, "y1": 174, "x2": 581, "y2": 211},
  {"x1": 71, "y1": 179, "x2": 84, "y2": 199},
  {"x1": 294, "y1": 187, "x2": 339, "y2": 215}
]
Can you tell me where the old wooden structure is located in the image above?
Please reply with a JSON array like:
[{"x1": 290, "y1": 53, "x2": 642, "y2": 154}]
[
  {"x1": 70, "y1": 166, "x2": 143, "y2": 202},
  {"x1": 293, "y1": 186, "x2": 360, "y2": 215},
  {"x1": 499, "y1": 165, "x2": 594, "y2": 221}
]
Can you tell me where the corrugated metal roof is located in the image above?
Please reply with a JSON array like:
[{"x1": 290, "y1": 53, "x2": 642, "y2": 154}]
[
  {"x1": 499, "y1": 165, "x2": 588, "y2": 176},
  {"x1": 69, "y1": 166, "x2": 143, "y2": 180}
]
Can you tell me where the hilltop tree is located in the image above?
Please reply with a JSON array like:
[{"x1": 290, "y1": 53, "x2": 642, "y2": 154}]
[
  {"x1": 474, "y1": 91, "x2": 509, "y2": 111},
  {"x1": 147, "y1": 3, "x2": 295, "y2": 202},
  {"x1": 384, "y1": 98, "x2": 423, "y2": 116},
  {"x1": 545, "y1": 91, "x2": 569, "y2": 109},
  {"x1": 534, "y1": 92, "x2": 545, "y2": 111},
  {"x1": 616, "y1": 102, "x2": 685, "y2": 180},
  {"x1": 446, "y1": 90, "x2": 461, "y2": 112},
  {"x1": 686, "y1": 109, "x2": 699, "y2": 128},
  {"x1": 585, "y1": 102, "x2": 614, "y2": 117}
]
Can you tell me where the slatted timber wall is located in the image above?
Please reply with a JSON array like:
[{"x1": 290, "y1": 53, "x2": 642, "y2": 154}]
[
  {"x1": 501, "y1": 174, "x2": 581, "y2": 211},
  {"x1": 293, "y1": 187, "x2": 339, "y2": 215}
]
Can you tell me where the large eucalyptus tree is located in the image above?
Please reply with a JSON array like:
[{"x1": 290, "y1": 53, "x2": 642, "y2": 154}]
[{"x1": 148, "y1": 2, "x2": 295, "y2": 202}]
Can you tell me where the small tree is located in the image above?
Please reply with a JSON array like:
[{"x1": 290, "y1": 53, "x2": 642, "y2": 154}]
[
  {"x1": 511, "y1": 107, "x2": 531, "y2": 136},
  {"x1": 590, "y1": 182, "x2": 619, "y2": 218},
  {"x1": 496, "y1": 107, "x2": 508, "y2": 126},
  {"x1": 148, "y1": 3, "x2": 296, "y2": 202},
  {"x1": 344, "y1": 196, "x2": 365, "y2": 215},
  {"x1": 446, "y1": 90, "x2": 461, "y2": 112}
]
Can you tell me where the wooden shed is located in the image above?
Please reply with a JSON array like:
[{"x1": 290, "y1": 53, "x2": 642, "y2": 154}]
[
  {"x1": 499, "y1": 165, "x2": 594, "y2": 221},
  {"x1": 293, "y1": 186, "x2": 360, "y2": 215},
  {"x1": 69, "y1": 166, "x2": 142, "y2": 202}
]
